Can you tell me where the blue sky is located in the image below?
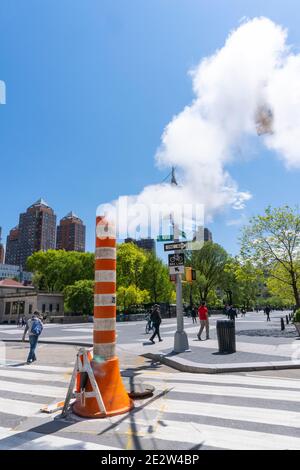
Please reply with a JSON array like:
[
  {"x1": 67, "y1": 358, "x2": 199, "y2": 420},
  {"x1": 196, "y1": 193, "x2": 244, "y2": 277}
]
[{"x1": 0, "y1": 0, "x2": 300, "y2": 257}]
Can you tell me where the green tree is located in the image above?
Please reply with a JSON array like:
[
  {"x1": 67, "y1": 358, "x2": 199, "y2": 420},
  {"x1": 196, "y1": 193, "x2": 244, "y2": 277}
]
[
  {"x1": 64, "y1": 280, "x2": 94, "y2": 315},
  {"x1": 27, "y1": 250, "x2": 94, "y2": 292},
  {"x1": 224, "y1": 258, "x2": 263, "y2": 308},
  {"x1": 266, "y1": 262, "x2": 299, "y2": 305},
  {"x1": 117, "y1": 285, "x2": 150, "y2": 311},
  {"x1": 141, "y1": 253, "x2": 175, "y2": 303},
  {"x1": 189, "y1": 242, "x2": 228, "y2": 302},
  {"x1": 241, "y1": 206, "x2": 300, "y2": 307},
  {"x1": 116, "y1": 243, "x2": 147, "y2": 289}
]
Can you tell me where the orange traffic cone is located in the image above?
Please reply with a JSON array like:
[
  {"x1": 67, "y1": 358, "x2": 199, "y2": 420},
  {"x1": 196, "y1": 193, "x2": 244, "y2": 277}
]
[{"x1": 72, "y1": 216, "x2": 133, "y2": 418}]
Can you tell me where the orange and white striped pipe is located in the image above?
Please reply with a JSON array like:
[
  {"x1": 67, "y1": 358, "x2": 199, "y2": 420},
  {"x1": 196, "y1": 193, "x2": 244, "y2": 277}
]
[
  {"x1": 72, "y1": 215, "x2": 133, "y2": 418},
  {"x1": 94, "y1": 215, "x2": 117, "y2": 361}
]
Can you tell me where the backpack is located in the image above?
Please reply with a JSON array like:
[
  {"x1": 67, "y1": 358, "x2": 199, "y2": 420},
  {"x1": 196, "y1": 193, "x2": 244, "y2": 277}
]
[{"x1": 31, "y1": 319, "x2": 43, "y2": 336}]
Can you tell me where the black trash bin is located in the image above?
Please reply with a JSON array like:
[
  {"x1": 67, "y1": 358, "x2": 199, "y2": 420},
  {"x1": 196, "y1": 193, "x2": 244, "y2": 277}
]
[{"x1": 216, "y1": 320, "x2": 236, "y2": 353}]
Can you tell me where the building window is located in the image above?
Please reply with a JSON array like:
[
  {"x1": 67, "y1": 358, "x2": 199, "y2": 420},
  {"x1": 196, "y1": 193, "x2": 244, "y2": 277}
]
[
  {"x1": 49, "y1": 304, "x2": 53, "y2": 313},
  {"x1": 29, "y1": 304, "x2": 33, "y2": 315},
  {"x1": 42, "y1": 304, "x2": 46, "y2": 313},
  {"x1": 5, "y1": 302, "x2": 11, "y2": 315},
  {"x1": 56, "y1": 304, "x2": 60, "y2": 312},
  {"x1": 19, "y1": 302, "x2": 25, "y2": 315},
  {"x1": 12, "y1": 302, "x2": 18, "y2": 315}
]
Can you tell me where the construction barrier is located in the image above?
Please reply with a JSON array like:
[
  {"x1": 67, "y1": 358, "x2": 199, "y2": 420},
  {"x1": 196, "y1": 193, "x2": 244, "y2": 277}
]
[{"x1": 72, "y1": 215, "x2": 133, "y2": 418}]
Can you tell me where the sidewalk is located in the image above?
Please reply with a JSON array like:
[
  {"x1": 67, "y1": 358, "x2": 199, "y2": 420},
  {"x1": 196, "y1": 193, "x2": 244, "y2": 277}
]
[{"x1": 140, "y1": 314, "x2": 300, "y2": 373}]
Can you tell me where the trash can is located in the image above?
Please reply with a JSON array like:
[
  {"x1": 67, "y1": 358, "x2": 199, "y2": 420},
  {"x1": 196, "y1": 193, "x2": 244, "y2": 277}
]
[{"x1": 216, "y1": 320, "x2": 236, "y2": 353}]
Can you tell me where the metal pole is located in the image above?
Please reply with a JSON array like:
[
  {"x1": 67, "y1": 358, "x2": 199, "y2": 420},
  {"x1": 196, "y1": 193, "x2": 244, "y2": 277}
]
[{"x1": 173, "y1": 229, "x2": 189, "y2": 353}]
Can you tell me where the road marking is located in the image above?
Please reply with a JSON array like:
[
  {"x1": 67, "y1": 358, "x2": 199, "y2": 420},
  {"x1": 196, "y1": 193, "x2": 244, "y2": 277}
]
[
  {"x1": 0, "y1": 397, "x2": 45, "y2": 417},
  {"x1": 0, "y1": 379, "x2": 67, "y2": 398}
]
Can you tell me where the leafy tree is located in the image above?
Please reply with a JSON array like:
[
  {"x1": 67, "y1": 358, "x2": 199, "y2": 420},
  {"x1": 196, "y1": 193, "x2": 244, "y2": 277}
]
[
  {"x1": 64, "y1": 280, "x2": 94, "y2": 315},
  {"x1": 266, "y1": 262, "x2": 299, "y2": 305},
  {"x1": 224, "y1": 258, "x2": 263, "y2": 309},
  {"x1": 27, "y1": 250, "x2": 94, "y2": 292},
  {"x1": 141, "y1": 253, "x2": 175, "y2": 303},
  {"x1": 117, "y1": 285, "x2": 150, "y2": 311},
  {"x1": 189, "y1": 242, "x2": 228, "y2": 302},
  {"x1": 116, "y1": 243, "x2": 147, "y2": 289},
  {"x1": 241, "y1": 206, "x2": 300, "y2": 307}
]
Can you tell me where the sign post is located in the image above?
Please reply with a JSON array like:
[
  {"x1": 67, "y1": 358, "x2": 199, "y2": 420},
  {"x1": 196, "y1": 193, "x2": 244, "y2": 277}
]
[{"x1": 167, "y1": 236, "x2": 190, "y2": 353}]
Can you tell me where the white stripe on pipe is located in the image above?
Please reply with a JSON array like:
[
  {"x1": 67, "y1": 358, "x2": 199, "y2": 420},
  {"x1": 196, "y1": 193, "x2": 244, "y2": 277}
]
[
  {"x1": 119, "y1": 417, "x2": 300, "y2": 450},
  {"x1": 95, "y1": 247, "x2": 116, "y2": 259},
  {"x1": 96, "y1": 222, "x2": 116, "y2": 239},
  {"x1": 146, "y1": 398, "x2": 300, "y2": 428},
  {"x1": 94, "y1": 294, "x2": 116, "y2": 306},
  {"x1": 0, "y1": 379, "x2": 66, "y2": 398},
  {"x1": 95, "y1": 270, "x2": 116, "y2": 282},
  {"x1": 94, "y1": 343, "x2": 115, "y2": 359},
  {"x1": 0, "y1": 429, "x2": 121, "y2": 450},
  {"x1": 94, "y1": 318, "x2": 116, "y2": 331}
]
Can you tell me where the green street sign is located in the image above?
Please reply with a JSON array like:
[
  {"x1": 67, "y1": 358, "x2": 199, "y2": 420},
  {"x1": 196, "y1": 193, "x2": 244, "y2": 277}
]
[{"x1": 157, "y1": 235, "x2": 174, "y2": 242}]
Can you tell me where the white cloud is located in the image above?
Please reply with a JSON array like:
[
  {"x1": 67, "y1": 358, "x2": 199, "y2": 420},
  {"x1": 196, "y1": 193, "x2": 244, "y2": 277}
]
[{"x1": 99, "y1": 17, "x2": 300, "y2": 235}]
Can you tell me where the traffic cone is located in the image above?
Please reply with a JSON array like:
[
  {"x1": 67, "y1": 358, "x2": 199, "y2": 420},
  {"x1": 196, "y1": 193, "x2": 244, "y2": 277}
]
[{"x1": 73, "y1": 216, "x2": 133, "y2": 418}]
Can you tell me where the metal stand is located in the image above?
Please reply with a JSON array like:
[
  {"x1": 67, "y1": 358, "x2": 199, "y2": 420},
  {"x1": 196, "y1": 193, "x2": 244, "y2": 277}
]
[{"x1": 61, "y1": 348, "x2": 106, "y2": 417}]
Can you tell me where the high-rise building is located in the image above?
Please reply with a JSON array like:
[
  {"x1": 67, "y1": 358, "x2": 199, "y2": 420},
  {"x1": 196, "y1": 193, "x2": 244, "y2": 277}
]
[
  {"x1": 125, "y1": 237, "x2": 156, "y2": 254},
  {"x1": 204, "y1": 228, "x2": 213, "y2": 242},
  {"x1": 0, "y1": 227, "x2": 4, "y2": 264},
  {"x1": 56, "y1": 212, "x2": 86, "y2": 252},
  {"x1": 10, "y1": 199, "x2": 57, "y2": 268},
  {"x1": 5, "y1": 226, "x2": 19, "y2": 265}
]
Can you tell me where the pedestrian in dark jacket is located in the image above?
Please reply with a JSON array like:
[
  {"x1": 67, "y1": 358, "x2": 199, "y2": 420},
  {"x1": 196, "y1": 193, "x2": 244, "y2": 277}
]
[
  {"x1": 191, "y1": 305, "x2": 197, "y2": 324},
  {"x1": 228, "y1": 305, "x2": 237, "y2": 321},
  {"x1": 149, "y1": 305, "x2": 162, "y2": 343},
  {"x1": 264, "y1": 305, "x2": 271, "y2": 322}
]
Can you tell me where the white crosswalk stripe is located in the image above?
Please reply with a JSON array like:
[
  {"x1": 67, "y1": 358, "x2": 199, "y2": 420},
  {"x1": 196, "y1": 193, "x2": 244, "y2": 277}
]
[{"x1": 0, "y1": 363, "x2": 299, "y2": 449}]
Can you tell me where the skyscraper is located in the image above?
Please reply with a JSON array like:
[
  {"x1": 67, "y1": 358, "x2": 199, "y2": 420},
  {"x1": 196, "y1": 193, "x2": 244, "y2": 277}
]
[
  {"x1": 56, "y1": 212, "x2": 85, "y2": 252},
  {"x1": 5, "y1": 226, "x2": 19, "y2": 265},
  {"x1": 125, "y1": 237, "x2": 156, "y2": 254},
  {"x1": 0, "y1": 227, "x2": 4, "y2": 264},
  {"x1": 9, "y1": 199, "x2": 57, "y2": 268}
]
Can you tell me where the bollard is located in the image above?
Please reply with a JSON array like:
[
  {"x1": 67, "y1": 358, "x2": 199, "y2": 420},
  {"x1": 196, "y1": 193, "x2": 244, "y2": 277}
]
[
  {"x1": 281, "y1": 317, "x2": 285, "y2": 331},
  {"x1": 73, "y1": 216, "x2": 133, "y2": 418}
]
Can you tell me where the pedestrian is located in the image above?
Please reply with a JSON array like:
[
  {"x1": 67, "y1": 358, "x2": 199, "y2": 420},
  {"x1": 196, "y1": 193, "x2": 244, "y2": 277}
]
[
  {"x1": 191, "y1": 305, "x2": 197, "y2": 324},
  {"x1": 241, "y1": 307, "x2": 246, "y2": 317},
  {"x1": 149, "y1": 304, "x2": 163, "y2": 344},
  {"x1": 22, "y1": 311, "x2": 44, "y2": 364},
  {"x1": 197, "y1": 301, "x2": 210, "y2": 340},
  {"x1": 228, "y1": 305, "x2": 237, "y2": 321},
  {"x1": 264, "y1": 305, "x2": 271, "y2": 322}
]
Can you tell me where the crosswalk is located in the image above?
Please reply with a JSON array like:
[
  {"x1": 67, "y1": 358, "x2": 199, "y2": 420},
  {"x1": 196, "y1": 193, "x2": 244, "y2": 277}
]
[{"x1": 0, "y1": 361, "x2": 299, "y2": 450}]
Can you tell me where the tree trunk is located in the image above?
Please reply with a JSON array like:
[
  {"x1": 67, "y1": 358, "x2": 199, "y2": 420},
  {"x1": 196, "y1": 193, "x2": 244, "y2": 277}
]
[{"x1": 291, "y1": 274, "x2": 300, "y2": 308}]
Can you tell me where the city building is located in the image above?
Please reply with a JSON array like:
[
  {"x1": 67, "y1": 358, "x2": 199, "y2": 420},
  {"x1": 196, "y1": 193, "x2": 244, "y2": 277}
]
[
  {"x1": 125, "y1": 237, "x2": 156, "y2": 254},
  {"x1": 5, "y1": 226, "x2": 20, "y2": 265},
  {"x1": 0, "y1": 227, "x2": 4, "y2": 264},
  {"x1": 204, "y1": 228, "x2": 213, "y2": 242},
  {"x1": 56, "y1": 212, "x2": 85, "y2": 252},
  {"x1": 0, "y1": 264, "x2": 32, "y2": 283},
  {"x1": 0, "y1": 278, "x2": 64, "y2": 324},
  {"x1": 6, "y1": 199, "x2": 57, "y2": 268}
]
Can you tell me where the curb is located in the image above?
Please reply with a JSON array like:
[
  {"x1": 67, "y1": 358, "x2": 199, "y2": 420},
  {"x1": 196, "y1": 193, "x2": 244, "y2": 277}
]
[{"x1": 143, "y1": 352, "x2": 300, "y2": 374}]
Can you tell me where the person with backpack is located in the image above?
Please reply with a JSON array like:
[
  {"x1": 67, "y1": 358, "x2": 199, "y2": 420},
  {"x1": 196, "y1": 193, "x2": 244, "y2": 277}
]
[
  {"x1": 228, "y1": 305, "x2": 238, "y2": 322},
  {"x1": 149, "y1": 304, "x2": 163, "y2": 344},
  {"x1": 22, "y1": 311, "x2": 44, "y2": 364},
  {"x1": 264, "y1": 305, "x2": 271, "y2": 322}
]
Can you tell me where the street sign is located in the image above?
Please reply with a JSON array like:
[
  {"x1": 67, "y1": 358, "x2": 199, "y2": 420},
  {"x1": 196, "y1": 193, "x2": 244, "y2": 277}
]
[
  {"x1": 164, "y1": 240, "x2": 203, "y2": 252},
  {"x1": 157, "y1": 234, "x2": 174, "y2": 242},
  {"x1": 169, "y1": 265, "x2": 185, "y2": 275},
  {"x1": 164, "y1": 241, "x2": 188, "y2": 251},
  {"x1": 168, "y1": 253, "x2": 184, "y2": 267}
]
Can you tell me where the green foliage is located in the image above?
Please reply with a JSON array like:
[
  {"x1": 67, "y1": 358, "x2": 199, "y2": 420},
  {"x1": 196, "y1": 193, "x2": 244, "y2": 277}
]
[
  {"x1": 241, "y1": 205, "x2": 300, "y2": 307},
  {"x1": 64, "y1": 280, "x2": 94, "y2": 315},
  {"x1": 141, "y1": 253, "x2": 175, "y2": 303},
  {"x1": 294, "y1": 309, "x2": 300, "y2": 323},
  {"x1": 117, "y1": 285, "x2": 150, "y2": 310},
  {"x1": 27, "y1": 250, "x2": 94, "y2": 292},
  {"x1": 117, "y1": 243, "x2": 147, "y2": 288}
]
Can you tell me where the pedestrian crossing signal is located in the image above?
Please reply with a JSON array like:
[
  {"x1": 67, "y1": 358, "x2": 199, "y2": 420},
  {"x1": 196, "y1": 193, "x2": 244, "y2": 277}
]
[{"x1": 185, "y1": 267, "x2": 196, "y2": 282}]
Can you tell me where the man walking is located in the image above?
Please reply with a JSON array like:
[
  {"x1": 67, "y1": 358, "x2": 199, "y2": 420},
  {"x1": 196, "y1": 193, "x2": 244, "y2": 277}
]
[
  {"x1": 149, "y1": 304, "x2": 163, "y2": 344},
  {"x1": 22, "y1": 311, "x2": 43, "y2": 364},
  {"x1": 264, "y1": 305, "x2": 271, "y2": 322},
  {"x1": 191, "y1": 305, "x2": 197, "y2": 324},
  {"x1": 197, "y1": 301, "x2": 210, "y2": 340}
]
